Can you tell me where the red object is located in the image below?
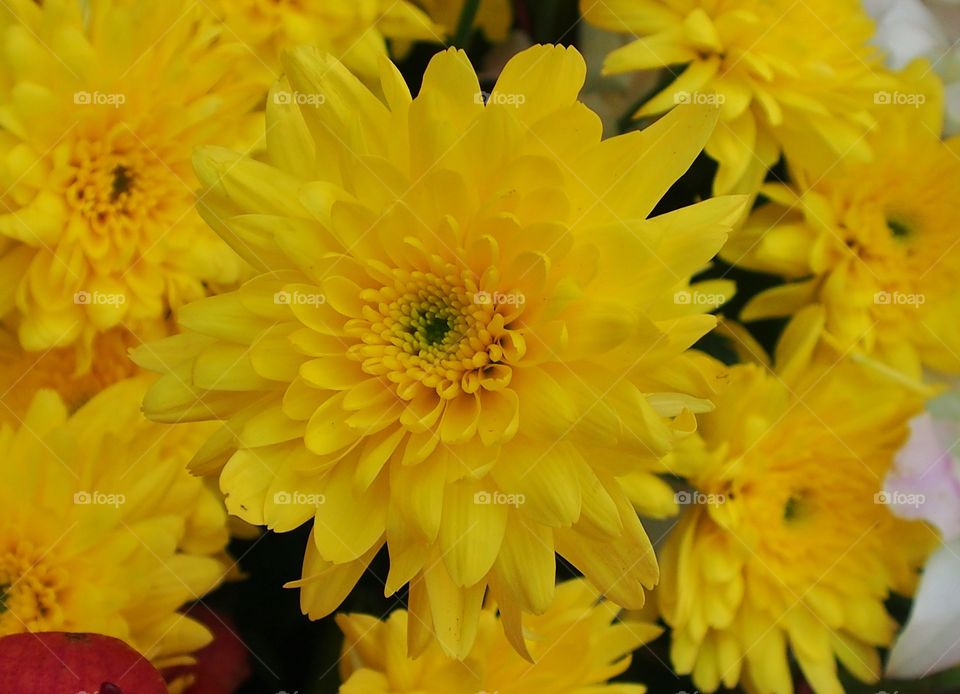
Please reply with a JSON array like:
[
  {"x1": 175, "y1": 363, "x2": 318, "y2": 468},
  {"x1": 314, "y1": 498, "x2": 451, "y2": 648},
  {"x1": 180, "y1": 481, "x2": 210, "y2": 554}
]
[
  {"x1": 0, "y1": 632, "x2": 167, "y2": 694},
  {"x1": 165, "y1": 606, "x2": 251, "y2": 694}
]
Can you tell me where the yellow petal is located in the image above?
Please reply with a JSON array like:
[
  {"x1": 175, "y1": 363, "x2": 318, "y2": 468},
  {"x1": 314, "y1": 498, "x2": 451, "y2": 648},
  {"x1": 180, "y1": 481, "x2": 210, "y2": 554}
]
[
  {"x1": 439, "y1": 479, "x2": 508, "y2": 587},
  {"x1": 491, "y1": 512, "x2": 555, "y2": 614}
]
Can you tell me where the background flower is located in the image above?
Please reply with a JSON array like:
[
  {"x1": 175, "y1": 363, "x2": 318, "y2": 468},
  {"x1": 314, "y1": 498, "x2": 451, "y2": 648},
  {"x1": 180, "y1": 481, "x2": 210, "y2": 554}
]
[
  {"x1": 212, "y1": 0, "x2": 443, "y2": 85},
  {"x1": 580, "y1": 0, "x2": 893, "y2": 194},
  {"x1": 721, "y1": 91, "x2": 960, "y2": 378},
  {"x1": 0, "y1": 376, "x2": 230, "y2": 670},
  {"x1": 0, "y1": 0, "x2": 260, "y2": 367},
  {"x1": 658, "y1": 310, "x2": 935, "y2": 693},
  {"x1": 337, "y1": 578, "x2": 661, "y2": 693}
]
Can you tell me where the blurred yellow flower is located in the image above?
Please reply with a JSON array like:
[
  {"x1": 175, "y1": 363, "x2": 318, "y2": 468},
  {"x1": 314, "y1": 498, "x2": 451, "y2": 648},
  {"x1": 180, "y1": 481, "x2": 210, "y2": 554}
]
[
  {"x1": 135, "y1": 44, "x2": 746, "y2": 658},
  {"x1": 722, "y1": 80, "x2": 960, "y2": 377},
  {"x1": 0, "y1": 0, "x2": 259, "y2": 368},
  {"x1": 0, "y1": 326, "x2": 139, "y2": 424},
  {"x1": 212, "y1": 0, "x2": 442, "y2": 84},
  {"x1": 0, "y1": 376, "x2": 229, "y2": 669},
  {"x1": 417, "y1": 0, "x2": 513, "y2": 43},
  {"x1": 659, "y1": 309, "x2": 936, "y2": 693},
  {"x1": 338, "y1": 579, "x2": 661, "y2": 693},
  {"x1": 580, "y1": 0, "x2": 893, "y2": 194}
]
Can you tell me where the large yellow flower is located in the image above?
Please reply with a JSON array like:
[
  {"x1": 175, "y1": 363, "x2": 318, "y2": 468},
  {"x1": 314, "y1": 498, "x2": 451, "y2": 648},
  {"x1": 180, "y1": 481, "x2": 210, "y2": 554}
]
[
  {"x1": 0, "y1": 0, "x2": 260, "y2": 367},
  {"x1": 0, "y1": 376, "x2": 230, "y2": 669},
  {"x1": 659, "y1": 309, "x2": 936, "y2": 693},
  {"x1": 135, "y1": 44, "x2": 746, "y2": 659},
  {"x1": 580, "y1": 0, "x2": 893, "y2": 194},
  {"x1": 212, "y1": 0, "x2": 442, "y2": 84},
  {"x1": 722, "y1": 87, "x2": 960, "y2": 378},
  {"x1": 338, "y1": 579, "x2": 661, "y2": 692}
]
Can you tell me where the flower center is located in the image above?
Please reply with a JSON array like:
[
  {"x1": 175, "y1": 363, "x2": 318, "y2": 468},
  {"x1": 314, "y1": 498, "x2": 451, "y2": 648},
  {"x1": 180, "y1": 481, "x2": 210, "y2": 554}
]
[
  {"x1": 110, "y1": 164, "x2": 135, "y2": 203},
  {"x1": 399, "y1": 289, "x2": 463, "y2": 352},
  {"x1": 0, "y1": 534, "x2": 65, "y2": 634},
  {"x1": 782, "y1": 490, "x2": 814, "y2": 523},
  {"x1": 886, "y1": 216, "x2": 911, "y2": 240},
  {"x1": 351, "y1": 268, "x2": 525, "y2": 399},
  {"x1": 62, "y1": 134, "x2": 183, "y2": 271},
  {"x1": 66, "y1": 136, "x2": 173, "y2": 239}
]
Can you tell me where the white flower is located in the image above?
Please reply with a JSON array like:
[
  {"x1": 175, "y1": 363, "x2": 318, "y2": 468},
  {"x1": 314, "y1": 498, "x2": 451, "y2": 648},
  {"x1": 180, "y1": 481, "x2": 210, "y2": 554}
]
[
  {"x1": 886, "y1": 385, "x2": 960, "y2": 677},
  {"x1": 887, "y1": 538, "x2": 960, "y2": 678}
]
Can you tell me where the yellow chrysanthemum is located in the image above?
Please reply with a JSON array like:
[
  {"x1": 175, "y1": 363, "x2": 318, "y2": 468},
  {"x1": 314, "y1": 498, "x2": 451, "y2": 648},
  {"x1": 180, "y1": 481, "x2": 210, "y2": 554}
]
[
  {"x1": 212, "y1": 0, "x2": 442, "y2": 84},
  {"x1": 337, "y1": 579, "x2": 661, "y2": 692},
  {"x1": 658, "y1": 309, "x2": 936, "y2": 693},
  {"x1": 580, "y1": 0, "x2": 893, "y2": 194},
  {"x1": 0, "y1": 0, "x2": 260, "y2": 366},
  {"x1": 722, "y1": 87, "x2": 960, "y2": 378},
  {"x1": 134, "y1": 44, "x2": 746, "y2": 659},
  {"x1": 0, "y1": 376, "x2": 230, "y2": 669}
]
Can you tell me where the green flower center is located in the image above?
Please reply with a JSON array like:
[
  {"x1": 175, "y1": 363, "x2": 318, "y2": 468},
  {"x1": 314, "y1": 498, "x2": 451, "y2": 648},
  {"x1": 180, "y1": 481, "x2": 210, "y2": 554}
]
[
  {"x1": 352, "y1": 268, "x2": 527, "y2": 399},
  {"x1": 419, "y1": 313, "x2": 453, "y2": 346}
]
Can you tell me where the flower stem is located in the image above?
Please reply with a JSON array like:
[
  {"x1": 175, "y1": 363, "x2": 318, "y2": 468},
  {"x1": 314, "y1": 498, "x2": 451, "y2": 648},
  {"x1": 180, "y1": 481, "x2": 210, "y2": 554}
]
[{"x1": 452, "y1": 0, "x2": 482, "y2": 49}]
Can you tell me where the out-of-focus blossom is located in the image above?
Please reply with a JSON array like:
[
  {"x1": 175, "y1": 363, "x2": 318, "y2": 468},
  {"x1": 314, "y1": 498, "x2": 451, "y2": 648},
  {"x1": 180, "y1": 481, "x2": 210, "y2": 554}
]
[
  {"x1": 212, "y1": 0, "x2": 441, "y2": 85},
  {"x1": 581, "y1": 0, "x2": 894, "y2": 194},
  {"x1": 0, "y1": 0, "x2": 259, "y2": 367},
  {"x1": 0, "y1": 377, "x2": 230, "y2": 670},
  {"x1": 338, "y1": 579, "x2": 661, "y2": 693},
  {"x1": 722, "y1": 78, "x2": 960, "y2": 379},
  {"x1": 659, "y1": 308, "x2": 934, "y2": 693}
]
